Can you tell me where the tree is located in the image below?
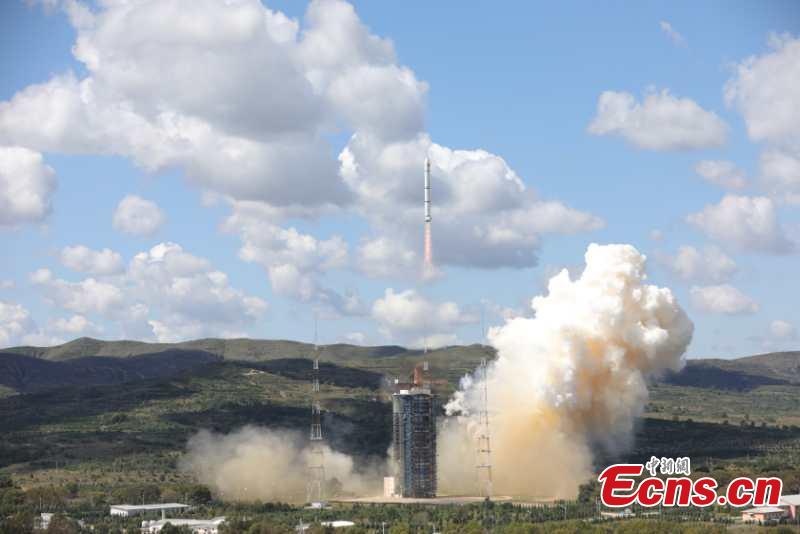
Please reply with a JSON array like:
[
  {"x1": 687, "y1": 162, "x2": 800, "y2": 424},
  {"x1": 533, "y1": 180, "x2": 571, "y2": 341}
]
[
  {"x1": 458, "y1": 521, "x2": 483, "y2": 534},
  {"x1": 160, "y1": 524, "x2": 192, "y2": 534},
  {"x1": 188, "y1": 484, "x2": 212, "y2": 505},
  {"x1": 0, "y1": 511, "x2": 34, "y2": 534},
  {"x1": 64, "y1": 482, "x2": 79, "y2": 498},
  {"x1": 245, "y1": 520, "x2": 293, "y2": 534},
  {"x1": 388, "y1": 521, "x2": 411, "y2": 534},
  {"x1": 25, "y1": 486, "x2": 67, "y2": 511},
  {"x1": 576, "y1": 481, "x2": 599, "y2": 503},
  {"x1": 111, "y1": 484, "x2": 160, "y2": 504},
  {"x1": 45, "y1": 514, "x2": 80, "y2": 534}
]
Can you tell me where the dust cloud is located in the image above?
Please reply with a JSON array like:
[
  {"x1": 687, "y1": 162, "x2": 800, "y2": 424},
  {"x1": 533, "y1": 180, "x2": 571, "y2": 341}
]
[{"x1": 181, "y1": 426, "x2": 381, "y2": 502}]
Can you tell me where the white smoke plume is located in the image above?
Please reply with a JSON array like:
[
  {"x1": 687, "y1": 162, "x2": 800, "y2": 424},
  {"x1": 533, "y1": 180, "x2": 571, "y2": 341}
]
[
  {"x1": 181, "y1": 426, "x2": 382, "y2": 502},
  {"x1": 440, "y1": 244, "x2": 693, "y2": 499}
]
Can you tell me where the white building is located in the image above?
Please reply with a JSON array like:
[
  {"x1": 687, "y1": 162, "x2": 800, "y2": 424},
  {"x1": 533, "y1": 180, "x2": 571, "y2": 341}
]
[
  {"x1": 141, "y1": 517, "x2": 226, "y2": 534},
  {"x1": 35, "y1": 513, "x2": 53, "y2": 530},
  {"x1": 34, "y1": 513, "x2": 84, "y2": 531},
  {"x1": 741, "y1": 506, "x2": 786, "y2": 523},
  {"x1": 322, "y1": 521, "x2": 356, "y2": 528},
  {"x1": 383, "y1": 476, "x2": 397, "y2": 498},
  {"x1": 781, "y1": 494, "x2": 800, "y2": 520},
  {"x1": 297, "y1": 520, "x2": 355, "y2": 532},
  {"x1": 110, "y1": 503, "x2": 190, "y2": 517}
]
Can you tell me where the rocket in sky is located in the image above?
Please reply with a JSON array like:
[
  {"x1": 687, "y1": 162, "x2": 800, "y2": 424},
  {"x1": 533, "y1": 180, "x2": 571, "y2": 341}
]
[{"x1": 423, "y1": 158, "x2": 433, "y2": 267}]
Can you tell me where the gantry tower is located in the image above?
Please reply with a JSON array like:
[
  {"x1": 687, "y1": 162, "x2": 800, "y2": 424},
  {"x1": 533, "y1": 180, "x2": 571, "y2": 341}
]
[
  {"x1": 476, "y1": 358, "x2": 493, "y2": 499},
  {"x1": 307, "y1": 317, "x2": 326, "y2": 504}
]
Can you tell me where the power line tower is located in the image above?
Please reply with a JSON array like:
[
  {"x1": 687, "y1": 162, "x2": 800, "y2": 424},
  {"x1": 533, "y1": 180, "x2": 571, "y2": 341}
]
[
  {"x1": 476, "y1": 358, "x2": 493, "y2": 499},
  {"x1": 307, "y1": 316, "x2": 326, "y2": 505}
]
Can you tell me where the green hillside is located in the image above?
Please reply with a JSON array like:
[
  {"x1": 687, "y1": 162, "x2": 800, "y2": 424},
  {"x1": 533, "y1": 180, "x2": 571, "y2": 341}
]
[
  {"x1": 1, "y1": 336, "x2": 423, "y2": 363},
  {"x1": 0, "y1": 350, "x2": 222, "y2": 394},
  {"x1": 0, "y1": 338, "x2": 493, "y2": 397}
]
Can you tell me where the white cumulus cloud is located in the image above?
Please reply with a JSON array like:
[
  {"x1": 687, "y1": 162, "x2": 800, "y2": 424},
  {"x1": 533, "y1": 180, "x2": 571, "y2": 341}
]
[
  {"x1": 725, "y1": 34, "x2": 800, "y2": 146},
  {"x1": 0, "y1": 301, "x2": 38, "y2": 347},
  {"x1": 113, "y1": 195, "x2": 166, "y2": 237},
  {"x1": 769, "y1": 319, "x2": 796, "y2": 340},
  {"x1": 726, "y1": 34, "x2": 800, "y2": 204},
  {"x1": 221, "y1": 201, "x2": 361, "y2": 317},
  {"x1": 31, "y1": 242, "x2": 267, "y2": 342},
  {"x1": 588, "y1": 89, "x2": 727, "y2": 151},
  {"x1": 60, "y1": 245, "x2": 124, "y2": 275},
  {"x1": 50, "y1": 314, "x2": 101, "y2": 336},
  {"x1": 759, "y1": 149, "x2": 800, "y2": 204},
  {"x1": 659, "y1": 245, "x2": 737, "y2": 283},
  {"x1": 372, "y1": 288, "x2": 476, "y2": 348},
  {"x1": 30, "y1": 268, "x2": 126, "y2": 315},
  {"x1": 690, "y1": 284, "x2": 759, "y2": 315},
  {"x1": 129, "y1": 242, "x2": 268, "y2": 340},
  {"x1": 694, "y1": 160, "x2": 747, "y2": 190},
  {"x1": 686, "y1": 195, "x2": 795, "y2": 254},
  {"x1": 0, "y1": 146, "x2": 56, "y2": 227}
]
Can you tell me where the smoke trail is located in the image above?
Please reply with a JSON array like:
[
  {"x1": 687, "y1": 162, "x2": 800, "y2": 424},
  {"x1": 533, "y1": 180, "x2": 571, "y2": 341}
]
[
  {"x1": 181, "y1": 426, "x2": 383, "y2": 502},
  {"x1": 439, "y1": 244, "x2": 693, "y2": 499}
]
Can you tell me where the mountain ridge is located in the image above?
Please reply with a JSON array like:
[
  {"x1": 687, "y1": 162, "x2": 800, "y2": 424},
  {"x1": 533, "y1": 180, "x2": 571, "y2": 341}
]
[{"x1": 1, "y1": 337, "x2": 799, "y2": 394}]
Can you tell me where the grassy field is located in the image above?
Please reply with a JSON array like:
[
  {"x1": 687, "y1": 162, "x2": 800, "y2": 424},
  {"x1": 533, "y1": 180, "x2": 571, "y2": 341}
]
[{"x1": 647, "y1": 383, "x2": 800, "y2": 427}]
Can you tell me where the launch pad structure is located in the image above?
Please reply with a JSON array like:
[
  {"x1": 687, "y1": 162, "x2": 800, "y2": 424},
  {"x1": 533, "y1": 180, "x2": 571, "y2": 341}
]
[{"x1": 390, "y1": 362, "x2": 438, "y2": 498}]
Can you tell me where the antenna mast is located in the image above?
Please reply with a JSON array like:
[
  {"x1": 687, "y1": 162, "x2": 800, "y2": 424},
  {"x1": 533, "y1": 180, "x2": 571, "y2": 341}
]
[
  {"x1": 476, "y1": 358, "x2": 493, "y2": 499},
  {"x1": 307, "y1": 314, "x2": 326, "y2": 504}
]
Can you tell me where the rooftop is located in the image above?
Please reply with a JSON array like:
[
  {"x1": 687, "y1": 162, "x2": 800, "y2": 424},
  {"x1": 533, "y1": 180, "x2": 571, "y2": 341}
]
[
  {"x1": 743, "y1": 506, "x2": 785, "y2": 514},
  {"x1": 142, "y1": 517, "x2": 226, "y2": 527},
  {"x1": 781, "y1": 494, "x2": 800, "y2": 505},
  {"x1": 322, "y1": 521, "x2": 356, "y2": 528},
  {"x1": 110, "y1": 503, "x2": 190, "y2": 511}
]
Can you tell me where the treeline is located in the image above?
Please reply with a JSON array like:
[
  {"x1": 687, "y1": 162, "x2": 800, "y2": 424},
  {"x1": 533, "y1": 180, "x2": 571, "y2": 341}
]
[{"x1": 217, "y1": 519, "x2": 731, "y2": 534}]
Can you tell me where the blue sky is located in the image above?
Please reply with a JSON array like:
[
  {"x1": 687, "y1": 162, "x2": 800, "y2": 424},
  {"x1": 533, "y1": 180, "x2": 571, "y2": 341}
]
[{"x1": 0, "y1": 0, "x2": 799, "y2": 357}]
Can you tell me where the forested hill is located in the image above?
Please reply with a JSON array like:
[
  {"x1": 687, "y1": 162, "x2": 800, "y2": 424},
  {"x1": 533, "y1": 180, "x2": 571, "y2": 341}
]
[
  {"x1": 1, "y1": 337, "x2": 799, "y2": 395},
  {"x1": 0, "y1": 337, "x2": 493, "y2": 396}
]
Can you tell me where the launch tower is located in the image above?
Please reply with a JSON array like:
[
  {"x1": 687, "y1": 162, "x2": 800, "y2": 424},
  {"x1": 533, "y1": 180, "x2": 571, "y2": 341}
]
[
  {"x1": 391, "y1": 364, "x2": 437, "y2": 498},
  {"x1": 476, "y1": 358, "x2": 493, "y2": 499},
  {"x1": 306, "y1": 319, "x2": 326, "y2": 505}
]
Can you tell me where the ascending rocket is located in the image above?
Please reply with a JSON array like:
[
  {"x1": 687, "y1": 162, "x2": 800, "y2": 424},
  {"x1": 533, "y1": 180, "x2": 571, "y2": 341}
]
[
  {"x1": 424, "y1": 157, "x2": 431, "y2": 223},
  {"x1": 423, "y1": 157, "x2": 433, "y2": 269}
]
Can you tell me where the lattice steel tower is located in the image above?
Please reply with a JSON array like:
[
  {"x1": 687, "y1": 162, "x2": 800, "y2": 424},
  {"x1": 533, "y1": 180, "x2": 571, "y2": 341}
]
[
  {"x1": 476, "y1": 358, "x2": 493, "y2": 499},
  {"x1": 307, "y1": 318, "x2": 326, "y2": 504}
]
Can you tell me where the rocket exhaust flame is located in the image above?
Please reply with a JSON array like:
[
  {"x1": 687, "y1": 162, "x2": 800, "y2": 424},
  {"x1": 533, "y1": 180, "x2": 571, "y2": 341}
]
[{"x1": 438, "y1": 244, "x2": 694, "y2": 499}]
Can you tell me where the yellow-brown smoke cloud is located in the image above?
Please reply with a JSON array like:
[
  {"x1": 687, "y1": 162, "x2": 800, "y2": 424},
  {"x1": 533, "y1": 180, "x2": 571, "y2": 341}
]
[
  {"x1": 181, "y1": 426, "x2": 382, "y2": 502},
  {"x1": 440, "y1": 243, "x2": 693, "y2": 499}
]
